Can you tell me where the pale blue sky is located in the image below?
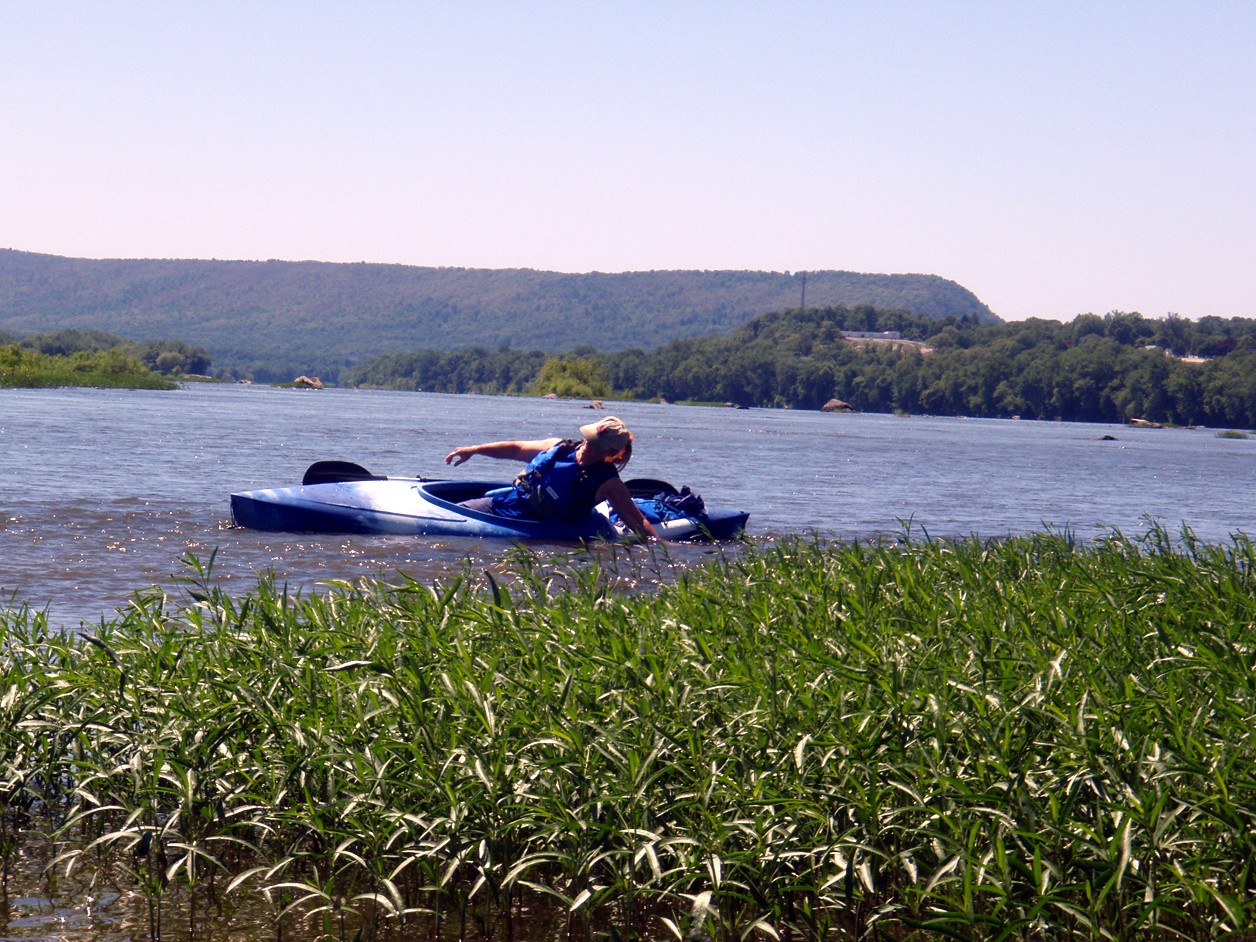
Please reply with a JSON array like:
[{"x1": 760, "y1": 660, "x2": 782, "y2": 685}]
[{"x1": 2, "y1": 1, "x2": 1252, "y2": 321}]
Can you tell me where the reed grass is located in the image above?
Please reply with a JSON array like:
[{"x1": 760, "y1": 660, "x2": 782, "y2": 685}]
[{"x1": 2, "y1": 527, "x2": 1254, "y2": 941}]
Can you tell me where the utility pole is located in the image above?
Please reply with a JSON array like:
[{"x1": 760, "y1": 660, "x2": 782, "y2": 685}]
[{"x1": 799, "y1": 271, "x2": 807, "y2": 312}]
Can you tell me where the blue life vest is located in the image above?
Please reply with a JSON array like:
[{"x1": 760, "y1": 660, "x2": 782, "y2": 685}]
[{"x1": 489, "y1": 441, "x2": 616, "y2": 521}]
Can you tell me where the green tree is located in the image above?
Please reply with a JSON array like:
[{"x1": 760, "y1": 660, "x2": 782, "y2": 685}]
[{"x1": 530, "y1": 356, "x2": 611, "y2": 399}]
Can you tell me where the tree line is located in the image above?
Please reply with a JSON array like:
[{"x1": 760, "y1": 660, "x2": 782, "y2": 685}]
[
  {"x1": 0, "y1": 329, "x2": 211, "y2": 389},
  {"x1": 1, "y1": 329, "x2": 213, "y2": 376},
  {"x1": 344, "y1": 307, "x2": 1256, "y2": 428},
  {"x1": 0, "y1": 341, "x2": 173, "y2": 390},
  {"x1": 9, "y1": 314, "x2": 1255, "y2": 427}
]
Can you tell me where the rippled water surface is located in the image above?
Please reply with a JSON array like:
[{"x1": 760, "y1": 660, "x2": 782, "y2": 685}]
[{"x1": 2, "y1": 383, "x2": 1254, "y2": 626}]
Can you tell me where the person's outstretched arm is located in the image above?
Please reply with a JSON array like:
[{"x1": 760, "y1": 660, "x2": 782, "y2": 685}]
[{"x1": 444, "y1": 437, "x2": 561, "y2": 466}]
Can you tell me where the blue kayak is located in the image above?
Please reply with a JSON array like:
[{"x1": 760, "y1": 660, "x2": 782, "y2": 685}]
[{"x1": 230, "y1": 463, "x2": 748, "y2": 541}]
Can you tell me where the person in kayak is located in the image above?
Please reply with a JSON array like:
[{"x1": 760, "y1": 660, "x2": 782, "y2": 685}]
[{"x1": 444, "y1": 416, "x2": 660, "y2": 541}]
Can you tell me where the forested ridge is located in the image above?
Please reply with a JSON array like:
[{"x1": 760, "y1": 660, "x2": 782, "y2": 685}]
[
  {"x1": 0, "y1": 249, "x2": 994, "y2": 380},
  {"x1": 346, "y1": 307, "x2": 1256, "y2": 428},
  {"x1": 6, "y1": 251, "x2": 1252, "y2": 426}
]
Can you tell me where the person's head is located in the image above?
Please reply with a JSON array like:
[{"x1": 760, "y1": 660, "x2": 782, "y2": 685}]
[{"x1": 579, "y1": 416, "x2": 634, "y2": 470}]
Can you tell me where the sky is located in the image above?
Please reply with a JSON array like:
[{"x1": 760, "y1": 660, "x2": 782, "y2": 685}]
[{"x1": 2, "y1": 1, "x2": 1253, "y2": 323}]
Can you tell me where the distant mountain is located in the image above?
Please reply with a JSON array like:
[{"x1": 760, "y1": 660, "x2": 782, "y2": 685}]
[{"x1": 0, "y1": 249, "x2": 998, "y2": 380}]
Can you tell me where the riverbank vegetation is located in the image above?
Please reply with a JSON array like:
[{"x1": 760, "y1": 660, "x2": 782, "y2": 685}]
[
  {"x1": 2, "y1": 529, "x2": 1254, "y2": 940},
  {"x1": 345, "y1": 308, "x2": 1256, "y2": 428},
  {"x1": 0, "y1": 329, "x2": 213, "y2": 388},
  {"x1": 0, "y1": 342, "x2": 177, "y2": 389}
]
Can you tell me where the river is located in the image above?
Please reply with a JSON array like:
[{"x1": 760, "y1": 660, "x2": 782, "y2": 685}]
[{"x1": 2, "y1": 382, "x2": 1253, "y2": 626}]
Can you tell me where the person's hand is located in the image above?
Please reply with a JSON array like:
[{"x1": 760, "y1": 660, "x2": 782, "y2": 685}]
[{"x1": 445, "y1": 446, "x2": 473, "y2": 466}]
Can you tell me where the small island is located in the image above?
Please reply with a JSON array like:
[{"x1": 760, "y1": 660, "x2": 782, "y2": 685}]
[{"x1": 0, "y1": 330, "x2": 211, "y2": 390}]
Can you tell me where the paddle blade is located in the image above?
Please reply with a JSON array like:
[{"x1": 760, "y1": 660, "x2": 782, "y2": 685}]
[
  {"x1": 302, "y1": 460, "x2": 381, "y2": 485},
  {"x1": 624, "y1": 477, "x2": 680, "y2": 498}
]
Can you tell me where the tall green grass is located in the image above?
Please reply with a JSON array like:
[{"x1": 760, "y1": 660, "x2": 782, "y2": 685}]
[{"x1": 2, "y1": 528, "x2": 1254, "y2": 941}]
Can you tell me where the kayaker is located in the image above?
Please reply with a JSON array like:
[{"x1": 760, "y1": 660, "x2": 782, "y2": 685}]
[{"x1": 444, "y1": 416, "x2": 660, "y2": 541}]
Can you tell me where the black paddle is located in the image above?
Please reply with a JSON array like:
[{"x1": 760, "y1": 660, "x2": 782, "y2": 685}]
[
  {"x1": 624, "y1": 477, "x2": 680, "y2": 498},
  {"x1": 302, "y1": 460, "x2": 384, "y2": 485}
]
